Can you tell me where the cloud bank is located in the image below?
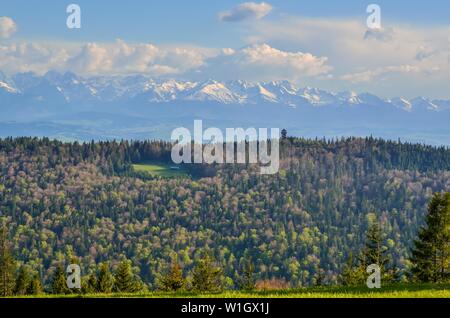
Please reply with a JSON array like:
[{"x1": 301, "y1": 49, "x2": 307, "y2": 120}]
[
  {"x1": 199, "y1": 44, "x2": 331, "y2": 82},
  {"x1": 245, "y1": 16, "x2": 450, "y2": 97},
  {"x1": 0, "y1": 40, "x2": 330, "y2": 84}
]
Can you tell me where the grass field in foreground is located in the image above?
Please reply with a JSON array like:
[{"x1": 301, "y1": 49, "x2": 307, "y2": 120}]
[
  {"x1": 132, "y1": 163, "x2": 188, "y2": 178},
  {"x1": 12, "y1": 284, "x2": 450, "y2": 298}
]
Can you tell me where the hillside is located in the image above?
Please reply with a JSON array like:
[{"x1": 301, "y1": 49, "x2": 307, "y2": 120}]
[{"x1": 0, "y1": 137, "x2": 449, "y2": 289}]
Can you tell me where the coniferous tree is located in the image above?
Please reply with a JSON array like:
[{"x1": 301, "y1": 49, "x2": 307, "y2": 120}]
[
  {"x1": 158, "y1": 261, "x2": 186, "y2": 292},
  {"x1": 51, "y1": 265, "x2": 69, "y2": 294},
  {"x1": 340, "y1": 220, "x2": 389, "y2": 286},
  {"x1": 340, "y1": 252, "x2": 365, "y2": 286},
  {"x1": 0, "y1": 225, "x2": 16, "y2": 296},
  {"x1": 191, "y1": 254, "x2": 223, "y2": 292},
  {"x1": 97, "y1": 263, "x2": 114, "y2": 293},
  {"x1": 28, "y1": 275, "x2": 44, "y2": 295},
  {"x1": 82, "y1": 273, "x2": 98, "y2": 294},
  {"x1": 411, "y1": 192, "x2": 450, "y2": 282},
  {"x1": 238, "y1": 260, "x2": 256, "y2": 290},
  {"x1": 360, "y1": 220, "x2": 389, "y2": 271},
  {"x1": 14, "y1": 265, "x2": 32, "y2": 295},
  {"x1": 113, "y1": 260, "x2": 144, "y2": 293}
]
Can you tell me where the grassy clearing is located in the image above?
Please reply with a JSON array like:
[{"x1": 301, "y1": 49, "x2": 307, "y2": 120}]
[
  {"x1": 12, "y1": 284, "x2": 450, "y2": 298},
  {"x1": 132, "y1": 163, "x2": 188, "y2": 178}
]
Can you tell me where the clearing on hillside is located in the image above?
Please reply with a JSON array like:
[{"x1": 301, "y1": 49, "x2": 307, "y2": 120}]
[{"x1": 132, "y1": 163, "x2": 188, "y2": 178}]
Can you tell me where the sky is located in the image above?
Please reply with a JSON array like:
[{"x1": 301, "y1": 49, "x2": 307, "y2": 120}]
[{"x1": 1, "y1": 0, "x2": 450, "y2": 99}]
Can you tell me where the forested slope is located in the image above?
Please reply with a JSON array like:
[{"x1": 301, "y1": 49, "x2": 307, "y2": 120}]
[{"x1": 0, "y1": 137, "x2": 449, "y2": 288}]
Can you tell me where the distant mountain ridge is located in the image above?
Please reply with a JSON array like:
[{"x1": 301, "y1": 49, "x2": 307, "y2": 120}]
[
  {"x1": 1, "y1": 70, "x2": 450, "y2": 111},
  {"x1": 0, "y1": 71, "x2": 449, "y2": 145}
]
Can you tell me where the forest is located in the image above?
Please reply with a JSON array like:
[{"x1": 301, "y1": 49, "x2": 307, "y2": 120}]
[{"x1": 0, "y1": 136, "x2": 449, "y2": 295}]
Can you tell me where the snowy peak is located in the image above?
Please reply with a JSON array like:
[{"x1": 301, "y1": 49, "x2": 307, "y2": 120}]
[
  {"x1": 0, "y1": 81, "x2": 18, "y2": 94},
  {"x1": 390, "y1": 97, "x2": 413, "y2": 111},
  {"x1": 0, "y1": 71, "x2": 19, "y2": 94},
  {"x1": 0, "y1": 71, "x2": 449, "y2": 112},
  {"x1": 410, "y1": 97, "x2": 440, "y2": 111},
  {"x1": 186, "y1": 80, "x2": 238, "y2": 104}
]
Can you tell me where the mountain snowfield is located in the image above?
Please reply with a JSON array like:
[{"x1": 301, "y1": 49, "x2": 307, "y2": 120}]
[
  {"x1": 1, "y1": 70, "x2": 450, "y2": 110},
  {"x1": 0, "y1": 71, "x2": 449, "y2": 144}
]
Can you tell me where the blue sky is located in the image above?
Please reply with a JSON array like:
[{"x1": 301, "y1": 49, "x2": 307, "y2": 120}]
[
  {"x1": 1, "y1": 1, "x2": 450, "y2": 98},
  {"x1": 2, "y1": 0, "x2": 450, "y2": 44}
]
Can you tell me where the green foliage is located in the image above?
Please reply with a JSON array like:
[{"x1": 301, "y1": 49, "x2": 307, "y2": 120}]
[
  {"x1": 360, "y1": 220, "x2": 390, "y2": 270},
  {"x1": 113, "y1": 261, "x2": 134, "y2": 293},
  {"x1": 238, "y1": 260, "x2": 256, "y2": 290},
  {"x1": 82, "y1": 274, "x2": 98, "y2": 294},
  {"x1": 14, "y1": 265, "x2": 32, "y2": 295},
  {"x1": 28, "y1": 275, "x2": 44, "y2": 295},
  {"x1": 340, "y1": 219, "x2": 392, "y2": 286},
  {"x1": 51, "y1": 266, "x2": 69, "y2": 295},
  {"x1": 0, "y1": 137, "x2": 449, "y2": 288},
  {"x1": 97, "y1": 263, "x2": 114, "y2": 293},
  {"x1": 0, "y1": 225, "x2": 16, "y2": 296},
  {"x1": 191, "y1": 254, "x2": 223, "y2": 292},
  {"x1": 411, "y1": 192, "x2": 450, "y2": 283},
  {"x1": 340, "y1": 252, "x2": 366, "y2": 286},
  {"x1": 113, "y1": 260, "x2": 145, "y2": 293},
  {"x1": 158, "y1": 261, "x2": 187, "y2": 292}
]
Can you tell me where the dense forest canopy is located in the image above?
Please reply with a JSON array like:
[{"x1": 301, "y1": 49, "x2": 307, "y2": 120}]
[{"x1": 0, "y1": 136, "x2": 449, "y2": 288}]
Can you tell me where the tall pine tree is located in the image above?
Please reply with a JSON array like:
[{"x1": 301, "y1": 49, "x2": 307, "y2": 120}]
[
  {"x1": 113, "y1": 260, "x2": 144, "y2": 293},
  {"x1": 14, "y1": 265, "x2": 32, "y2": 295},
  {"x1": 411, "y1": 192, "x2": 450, "y2": 282},
  {"x1": 158, "y1": 260, "x2": 186, "y2": 292},
  {"x1": 191, "y1": 254, "x2": 223, "y2": 292},
  {"x1": 360, "y1": 220, "x2": 389, "y2": 270},
  {"x1": 51, "y1": 265, "x2": 69, "y2": 294},
  {"x1": 97, "y1": 263, "x2": 114, "y2": 293}
]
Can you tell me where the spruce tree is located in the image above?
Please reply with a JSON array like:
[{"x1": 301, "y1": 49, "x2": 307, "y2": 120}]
[
  {"x1": 113, "y1": 260, "x2": 134, "y2": 293},
  {"x1": 97, "y1": 263, "x2": 114, "y2": 293},
  {"x1": 360, "y1": 220, "x2": 389, "y2": 271},
  {"x1": 340, "y1": 252, "x2": 365, "y2": 286},
  {"x1": 0, "y1": 225, "x2": 16, "y2": 296},
  {"x1": 191, "y1": 254, "x2": 223, "y2": 292},
  {"x1": 340, "y1": 220, "x2": 389, "y2": 286},
  {"x1": 51, "y1": 265, "x2": 69, "y2": 294},
  {"x1": 28, "y1": 275, "x2": 44, "y2": 295},
  {"x1": 238, "y1": 260, "x2": 256, "y2": 290},
  {"x1": 411, "y1": 192, "x2": 450, "y2": 282},
  {"x1": 14, "y1": 265, "x2": 32, "y2": 295},
  {"x1": 158, "y1": 261, "x2": 186, "y2": 292},
  {"x1": 82, "y1": 273, "x2": 98, "y2": 294}
]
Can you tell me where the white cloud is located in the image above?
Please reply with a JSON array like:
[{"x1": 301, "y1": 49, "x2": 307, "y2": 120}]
[
  {"x1": 0, "y1": 16, "x2": 17, "y2": 39},
  {"x1": 244, "y1": 16, "x2": 450, "y2": 97},
  {"x1": 0, "y1": 42, "x2": 69, "y2": 74},
  {"x1": 196, "y1": 43, "x2": 331, "y2": 82},
  {"x1": 0, "y1": 40, "x2": 212, "y2": 77},
  {"x1": 341, "y1": 65, "x2": 421, "y2": 83},
  {"x1": 219, "y1": 2, "x2": 272, "y2": 22},
  {"x1": 0, "y1": 39, "x2": 329, "y2": 84}
]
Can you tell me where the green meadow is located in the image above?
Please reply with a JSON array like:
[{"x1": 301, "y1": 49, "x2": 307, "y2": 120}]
[
  {"x1": 132, "y1": 163, "x2": 188, "y2": 178},
  {"x1": 12, "y1": 284, "x2": 450, "y2": 298}
]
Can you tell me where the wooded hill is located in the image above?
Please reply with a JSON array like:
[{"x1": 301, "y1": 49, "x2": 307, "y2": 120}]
[{"x1": 0, "y1": 136, "x2": 449, "y2": 289}]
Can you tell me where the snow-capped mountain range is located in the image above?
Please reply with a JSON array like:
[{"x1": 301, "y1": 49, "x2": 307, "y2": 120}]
[
  {"x1": 1, "y1": 71, "x2": 449, "y2": 111},
  {"x1": 1, "y1": 71, "x2": 449, "y2": 145}
]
